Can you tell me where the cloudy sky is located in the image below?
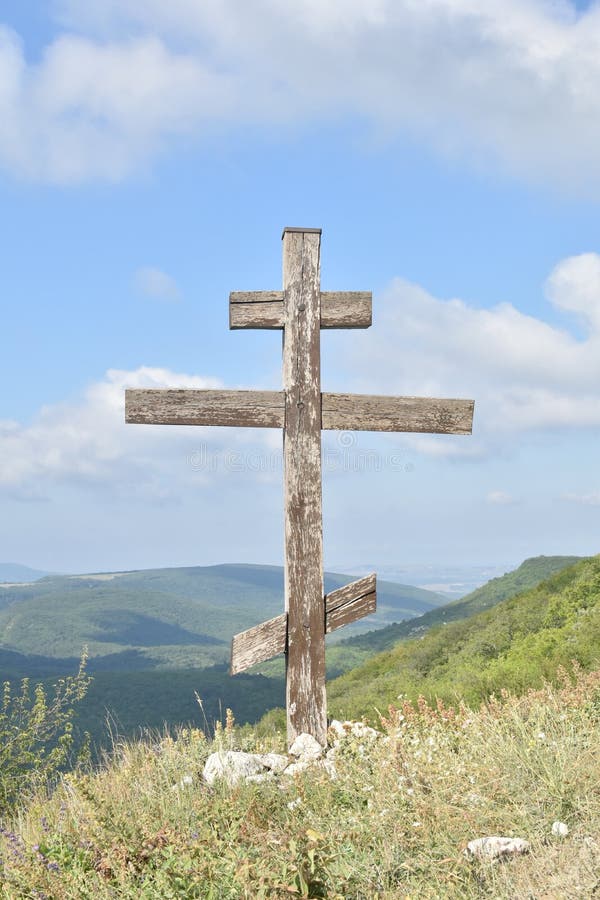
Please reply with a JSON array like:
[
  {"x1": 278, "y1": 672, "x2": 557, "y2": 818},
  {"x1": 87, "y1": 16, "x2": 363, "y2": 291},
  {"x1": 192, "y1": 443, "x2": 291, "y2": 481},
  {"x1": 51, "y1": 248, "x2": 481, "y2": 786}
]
[{"x1": 1, "y1": 0, "x2": 600, "y2": 574}]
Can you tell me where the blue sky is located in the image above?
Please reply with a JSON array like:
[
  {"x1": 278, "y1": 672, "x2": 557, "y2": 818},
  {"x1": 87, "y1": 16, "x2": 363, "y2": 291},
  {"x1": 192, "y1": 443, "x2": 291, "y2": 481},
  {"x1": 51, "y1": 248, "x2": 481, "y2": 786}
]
[{"x1": 1, "y1": 0, "x2": 600, "y2": 574}]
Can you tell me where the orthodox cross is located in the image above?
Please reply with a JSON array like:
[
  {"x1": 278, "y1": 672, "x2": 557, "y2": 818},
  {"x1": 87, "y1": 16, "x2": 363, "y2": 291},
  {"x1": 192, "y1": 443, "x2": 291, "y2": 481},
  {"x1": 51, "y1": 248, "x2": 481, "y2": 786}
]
[{"x1": 125, "y1": 227, "x2": 474, "y2": 747}]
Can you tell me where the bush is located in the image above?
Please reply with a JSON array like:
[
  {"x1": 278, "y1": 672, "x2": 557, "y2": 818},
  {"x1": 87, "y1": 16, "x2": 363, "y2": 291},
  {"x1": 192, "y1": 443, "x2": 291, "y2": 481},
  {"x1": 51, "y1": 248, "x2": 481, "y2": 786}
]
[{"x1": 0, "y1": 652, "x2": 91, "y2": 815}]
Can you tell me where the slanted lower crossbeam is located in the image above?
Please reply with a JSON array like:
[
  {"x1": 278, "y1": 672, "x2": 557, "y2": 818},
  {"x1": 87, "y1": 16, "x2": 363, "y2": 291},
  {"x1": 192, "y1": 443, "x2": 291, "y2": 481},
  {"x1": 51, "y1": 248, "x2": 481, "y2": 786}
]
[{"x1": 230, "y1": 573, "x2": 377, "y2": 675}]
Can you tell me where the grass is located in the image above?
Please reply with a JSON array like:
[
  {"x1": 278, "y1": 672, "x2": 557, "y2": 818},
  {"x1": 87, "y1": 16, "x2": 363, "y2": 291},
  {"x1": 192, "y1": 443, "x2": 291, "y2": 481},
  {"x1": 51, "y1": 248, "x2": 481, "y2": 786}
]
[{"x1": 1, "y1": 664, "x2": 599, "y2": 898}]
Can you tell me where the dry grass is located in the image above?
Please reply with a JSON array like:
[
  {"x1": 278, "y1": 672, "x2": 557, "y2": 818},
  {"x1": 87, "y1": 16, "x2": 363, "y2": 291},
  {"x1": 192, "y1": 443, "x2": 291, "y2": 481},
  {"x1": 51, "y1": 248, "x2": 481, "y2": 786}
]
[{"x1": 1, "y1": 665, "x2": 599, "y2": 898}]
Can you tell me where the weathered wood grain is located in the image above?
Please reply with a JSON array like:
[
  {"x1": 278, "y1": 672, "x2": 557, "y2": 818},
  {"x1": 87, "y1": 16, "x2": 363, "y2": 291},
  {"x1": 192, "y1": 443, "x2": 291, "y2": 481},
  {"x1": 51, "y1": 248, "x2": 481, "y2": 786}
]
[
  {"x1": 229, "y1": 292, "x2": 285, "y2": 329},
  {"x1": 125, "y1": 389, "x2": 285, "y2": 428},
  {"x1": 230, "y1": 291, "x2": 283, "y2": 304},
  {"x1": 325, "y1": 573, "x2": 377, "y2": 634},
  {"x1": 229, "y1": 291, "x2": 372, "y2": 329},
  {"x1": 230, "y1": 613, "x2": 286, "y2": 675},
  {"x1": 326, "y1": 591, "x2": 377, "y2": 633},
  {"x1": 321, "y1": 394, "x2": 474, "y2": 434},
  {"x1": 320, "y1": 292, "x2": 372, "y2": 328},
  {"x1": 325, "y1": 573, "x2": 376, "y2": 612},
  {"x1": 282, "y1": 227, "x2": 327, "y2": 747}
]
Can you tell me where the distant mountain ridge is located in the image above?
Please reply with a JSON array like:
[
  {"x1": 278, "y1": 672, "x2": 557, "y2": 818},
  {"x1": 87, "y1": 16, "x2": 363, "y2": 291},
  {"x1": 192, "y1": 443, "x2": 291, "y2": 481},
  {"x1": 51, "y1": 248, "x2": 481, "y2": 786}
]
[
  {"x1": 0, "y1": 563, "x2": 447, "y2": 673},
  {"x1": 0, "y1": 563, "x2": 51, "y2": 583}
]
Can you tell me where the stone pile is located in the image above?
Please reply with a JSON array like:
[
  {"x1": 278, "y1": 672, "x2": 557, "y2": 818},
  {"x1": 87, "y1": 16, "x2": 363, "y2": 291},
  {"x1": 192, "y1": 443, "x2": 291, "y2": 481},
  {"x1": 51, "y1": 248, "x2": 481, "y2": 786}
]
[{"x1": 202, "y1": 719, "x2": 380, "y2": 787}]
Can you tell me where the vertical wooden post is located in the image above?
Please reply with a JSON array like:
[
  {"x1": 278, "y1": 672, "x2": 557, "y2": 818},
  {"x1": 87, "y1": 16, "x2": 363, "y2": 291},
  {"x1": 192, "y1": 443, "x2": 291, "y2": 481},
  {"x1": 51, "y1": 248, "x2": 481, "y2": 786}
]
[{"x1": 282, "y1": 227, "x2": 327, "y2": 747}]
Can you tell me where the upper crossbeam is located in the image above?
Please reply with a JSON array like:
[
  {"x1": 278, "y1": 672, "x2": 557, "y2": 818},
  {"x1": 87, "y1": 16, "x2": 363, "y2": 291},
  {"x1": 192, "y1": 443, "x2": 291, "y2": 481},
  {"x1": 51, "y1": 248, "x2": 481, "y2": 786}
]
[{"x1": 229, "y1": 291, "x2": 372, "y2": 330}]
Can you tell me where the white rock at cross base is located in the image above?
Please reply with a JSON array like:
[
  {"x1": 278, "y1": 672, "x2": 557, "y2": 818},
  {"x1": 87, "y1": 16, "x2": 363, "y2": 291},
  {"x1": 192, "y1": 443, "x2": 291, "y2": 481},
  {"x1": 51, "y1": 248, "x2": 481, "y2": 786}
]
[
  {"x1": 465, "y1": 837, "x2": 530, "y2": 860},
  {"x1": 283, "y1": 760, "x2": 311, "y2": 777},
  {"x1": 203, "y1": 751, "x2": 266, "y2": 786},
  {"x1": 260, "y1": 753, "x2": 289, "y2": 774},
  {"x1": 245, "y1": 772, "x2": 275, "y2": 784},
  {"x1": 551, "y1": 821, "x2": 570, "y2": 837},
  {"x1": 289, "y1": 733, "x2": 324, "y2": 760}
]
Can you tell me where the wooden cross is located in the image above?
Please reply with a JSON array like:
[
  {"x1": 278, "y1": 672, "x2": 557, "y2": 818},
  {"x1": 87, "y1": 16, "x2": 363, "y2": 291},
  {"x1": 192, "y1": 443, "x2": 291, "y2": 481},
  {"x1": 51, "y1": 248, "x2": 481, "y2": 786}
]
[{"x1": 125, "y1": 227, "x2": 474, "y2": 747}]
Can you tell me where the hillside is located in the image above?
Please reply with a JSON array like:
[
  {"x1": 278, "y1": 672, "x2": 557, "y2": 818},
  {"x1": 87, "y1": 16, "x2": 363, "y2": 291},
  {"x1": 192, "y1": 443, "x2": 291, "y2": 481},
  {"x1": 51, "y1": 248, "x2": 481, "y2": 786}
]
[
  {"x1": 328, "y1": 554, "x2": 600, "y2": 720},
  {"x1": 0, "y1": 562, "x2": 50, "y2": 583},
  {"x1": 0, "y1": 563, "x2": 446, "y2": 673},
  {"x1": 339, "y1": 554, "x2": 582, "y2": 656}
]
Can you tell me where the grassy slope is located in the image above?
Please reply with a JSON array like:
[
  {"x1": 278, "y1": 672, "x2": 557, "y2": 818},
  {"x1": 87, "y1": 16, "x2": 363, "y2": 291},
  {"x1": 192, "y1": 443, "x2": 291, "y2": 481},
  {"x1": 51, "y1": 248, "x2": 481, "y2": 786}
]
[
  {"x1": 2, "y1": 669, "x2": 599, "y2": 898},
  {"x1": 339, "y1": 555, "x2": 582, "y2": 656},
  {"x1": 327, "y1": 555, "x2": 600, "y2": 721},
  {"x1": 0, "y1": 564, "x2": 446, "y2": 671}
]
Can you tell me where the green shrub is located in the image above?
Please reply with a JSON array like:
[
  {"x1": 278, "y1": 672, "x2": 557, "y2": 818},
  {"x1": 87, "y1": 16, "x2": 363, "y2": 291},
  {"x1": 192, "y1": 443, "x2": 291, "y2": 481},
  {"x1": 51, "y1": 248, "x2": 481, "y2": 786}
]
[{"x1": 0, "y1": 652, "x2": 91, "y2": 815}]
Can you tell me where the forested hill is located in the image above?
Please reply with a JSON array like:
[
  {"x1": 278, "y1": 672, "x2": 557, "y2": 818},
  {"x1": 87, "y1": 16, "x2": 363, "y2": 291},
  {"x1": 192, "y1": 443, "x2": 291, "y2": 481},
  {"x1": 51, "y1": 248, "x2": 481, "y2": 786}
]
[
  {"x1": 327, "y1": 554, "x2": 600, "y2": 721},
  {"x1": 339, "y1": 554, "x2": 582, "y2": 656},
  {"x1": 0, "y1": 563, "x2": 446, "y2": 674}
]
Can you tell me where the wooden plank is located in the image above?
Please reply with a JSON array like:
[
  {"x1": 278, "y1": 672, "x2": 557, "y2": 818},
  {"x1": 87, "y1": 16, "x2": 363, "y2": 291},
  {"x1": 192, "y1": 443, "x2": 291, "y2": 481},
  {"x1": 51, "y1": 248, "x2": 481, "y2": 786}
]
[
  {"x1": 125, "y1": 389, "x2": 285, "y2": 428},
  {"x1": 229, "y1": 292, "x2": 285, "y2": 329},
  {"x1": 321, "y1": 394, "x2": 474, "y2": 435},
  {"x1": 321, "y1": 292, "x2": 372, "y2": 329},
  {"x1": 230, "y1": 613, "x2": 286, "y2": 675},
  {"x1": 282, "y1": 228, "x2": 327, "y2": 747},
  {"x1": 326, "y1": 590, "x2": 377, "y2": 633},
  {"x1": 325, "y1": 573, "x2": 377, "y2": 633},
  {"x1": 325, "y1": 573, "x2": 376, "y2": 612},
  {"x1": 229, "y1": 291, "x2": 372, "y2": 330}
]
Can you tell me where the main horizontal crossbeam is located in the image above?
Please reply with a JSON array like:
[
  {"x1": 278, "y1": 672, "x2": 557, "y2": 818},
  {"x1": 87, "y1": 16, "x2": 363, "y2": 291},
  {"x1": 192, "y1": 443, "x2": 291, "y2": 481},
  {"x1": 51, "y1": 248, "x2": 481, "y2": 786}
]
[
  {"x1": 229, "y1": 291, "x2": 372, "y2": 329},
  {"x1": 125, "y1": 389, "x2": 285, "y2": 428},
  {"x1": 322, "y1": 393, "x2": 474, "y2": 434},
  {"x1": 230, "y1": 573, "x2": 377, "y2": 675},
  {"x1": 126, "y1": 389, "x2": 474, "y2": 434}
]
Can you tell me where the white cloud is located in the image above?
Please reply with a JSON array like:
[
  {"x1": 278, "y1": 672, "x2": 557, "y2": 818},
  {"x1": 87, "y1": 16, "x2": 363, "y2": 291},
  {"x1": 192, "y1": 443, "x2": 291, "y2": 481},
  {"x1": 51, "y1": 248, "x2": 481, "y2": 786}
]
[
  {"x1": 133, "y1": 267, "x2": 181, "y2": 302},
  {"x1": 0, "y1": 27, "x2": 235, "y2": 183},
  {"x1": 0, "y1": 366, "x2": 282, "y2": 498},
  {"x1": 1, "y1": 1, "x2": 600, "y2": 186},
  {"x1": 562, "y1": 490, "x2": 600, "y2": 506},
  {"x1": 487, "y1": 490, "x2": 517, "y2": 505},
  {"x1": 546, "y1": 253, "x2": 600, "y2": 332},
  {"x1": 330, "y1": 251, "x2": 600, "y2": 457}
]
